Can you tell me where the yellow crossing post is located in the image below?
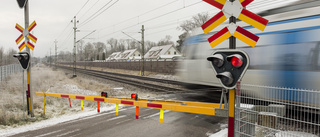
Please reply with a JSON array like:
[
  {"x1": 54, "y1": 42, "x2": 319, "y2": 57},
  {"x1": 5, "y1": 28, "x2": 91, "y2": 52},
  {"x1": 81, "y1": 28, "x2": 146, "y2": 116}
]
[
  {"x1": 43, "y1": 92, "x2": 46, "y2": 116},
  {"x1": 116, "y1": 104, "x2": 119, "y2": 115},
  {"x1": 159, "y1": 109, "x2": 164, "y2": 123},
  {"x1": 81, "y1": 100, "x2": 84, "y2": 111}
]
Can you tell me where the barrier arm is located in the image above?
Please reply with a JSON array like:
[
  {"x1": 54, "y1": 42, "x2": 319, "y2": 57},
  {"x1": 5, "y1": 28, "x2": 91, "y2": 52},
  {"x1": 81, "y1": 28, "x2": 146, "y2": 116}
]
[{"x1": 35, "y1": 92, "x2": 228, "y2": 118}]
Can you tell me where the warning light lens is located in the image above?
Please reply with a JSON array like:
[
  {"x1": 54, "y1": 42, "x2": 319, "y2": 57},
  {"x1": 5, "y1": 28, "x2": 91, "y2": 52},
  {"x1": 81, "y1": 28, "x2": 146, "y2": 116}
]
[
  {"x1": 131, "y1": 94, "x2": 136, "y2": 99},
  {"x1": 101, "y1": 92, "x2": 108, "y2": 98},
  {"x1": 131, "y1": 93, "x2": 138, "y2": 100},
  {"x1": 231, "y1": 56, "x2": 243, "y2": 68}
]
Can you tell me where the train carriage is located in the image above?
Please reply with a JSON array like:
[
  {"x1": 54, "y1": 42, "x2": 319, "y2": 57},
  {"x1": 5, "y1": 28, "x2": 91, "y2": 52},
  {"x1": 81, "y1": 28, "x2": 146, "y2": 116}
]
[{"x1": 176, "y1": 1, "x2": 320, "y2": 104}]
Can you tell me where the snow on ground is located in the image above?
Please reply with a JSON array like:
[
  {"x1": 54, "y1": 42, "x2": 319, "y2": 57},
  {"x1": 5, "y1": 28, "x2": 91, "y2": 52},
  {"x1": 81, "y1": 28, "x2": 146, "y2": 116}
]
[
  {"x1": 148, "y1": 74, "x2": 178, "y2": 81},
  {"x1": 209, "y1": 128, "x2": 228, "y2": 137},
  {"x1": 0, "y1": 64, "x2": 159, "y2": 133},
  {"x1": 0, "y1": 105, "x2": 129, "y2": 137},
  {"x1": 275, "y1": 131, "x2": 318, "y2": 137}
]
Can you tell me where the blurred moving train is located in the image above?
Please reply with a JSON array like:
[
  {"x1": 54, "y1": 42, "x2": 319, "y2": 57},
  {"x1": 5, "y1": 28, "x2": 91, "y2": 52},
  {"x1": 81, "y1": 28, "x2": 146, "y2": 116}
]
[{"x1": 176, "y1": 1, "x2": 320, "y2": 103}]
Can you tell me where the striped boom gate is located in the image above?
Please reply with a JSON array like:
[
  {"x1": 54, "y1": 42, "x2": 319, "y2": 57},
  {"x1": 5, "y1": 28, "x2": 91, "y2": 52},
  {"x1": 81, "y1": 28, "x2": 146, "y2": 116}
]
[{"x1": 36, "y1": 92, "x2": 228, "y2": 123}]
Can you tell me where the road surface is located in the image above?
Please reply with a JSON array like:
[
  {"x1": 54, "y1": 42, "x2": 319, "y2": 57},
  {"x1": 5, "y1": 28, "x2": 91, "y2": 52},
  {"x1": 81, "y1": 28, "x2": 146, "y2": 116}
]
[{"x1": 10, "y1": 91, "x2": 227, "y2": 137}]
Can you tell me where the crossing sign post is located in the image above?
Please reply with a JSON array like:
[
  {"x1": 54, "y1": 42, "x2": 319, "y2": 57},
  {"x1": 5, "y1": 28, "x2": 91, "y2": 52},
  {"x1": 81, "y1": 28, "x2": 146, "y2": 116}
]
[
  {"x1": 15, "y1": 21, "x2": 37, "y2": 51},
  {"x1": 201, "y1": 0, "x2": 269, "y2": 136},
  {"x1": 15, "y1": 0, "x2": 35, "y2": 118}
]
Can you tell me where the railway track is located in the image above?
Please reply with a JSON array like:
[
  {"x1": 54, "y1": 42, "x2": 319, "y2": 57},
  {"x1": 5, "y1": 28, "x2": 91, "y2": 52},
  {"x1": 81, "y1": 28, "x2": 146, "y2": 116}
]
[{"x1": 57, "y1": 65, "x2": 222, "y2": 94}]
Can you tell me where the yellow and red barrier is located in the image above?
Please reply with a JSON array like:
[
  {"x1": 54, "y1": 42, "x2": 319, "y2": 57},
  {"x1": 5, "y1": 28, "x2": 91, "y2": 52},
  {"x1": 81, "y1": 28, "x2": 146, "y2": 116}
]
[{"x1": 36, "y1": 92, "x2": 226, "y2": 123}]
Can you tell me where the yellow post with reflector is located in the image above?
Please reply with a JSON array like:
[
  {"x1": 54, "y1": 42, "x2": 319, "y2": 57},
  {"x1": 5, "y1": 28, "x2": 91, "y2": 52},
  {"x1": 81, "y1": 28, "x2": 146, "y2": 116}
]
[
  {"x1": 43, "y1": 92, "x2": 46, "y2": 116},
  {"x1": 116, "y1": 104, "x2": 119, "y2": 116},
  {"x1": 81, "y1": 100, "x2": 83, "y2": 111},
  {"x1": 159, "y1": 109, "x2": 164, "y2": 123}
]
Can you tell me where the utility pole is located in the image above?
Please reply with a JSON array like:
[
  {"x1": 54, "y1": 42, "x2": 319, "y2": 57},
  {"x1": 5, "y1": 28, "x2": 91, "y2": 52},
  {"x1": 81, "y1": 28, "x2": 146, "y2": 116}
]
[
  {"x1": 54, "y1": 40, "x2": 58, "y2": 70},
  {"x1": 72, "y1": 16, "x2": 78, "y2": 77},
  {"x1": 141, "y1": 25, "x2": 145, "y2": 76},
  {"x1": 50, "y1": 48, "x2": 52, "y2": 67},
  {"x1": 24, "y1": 1, "x2": 34, "y2": 117}
]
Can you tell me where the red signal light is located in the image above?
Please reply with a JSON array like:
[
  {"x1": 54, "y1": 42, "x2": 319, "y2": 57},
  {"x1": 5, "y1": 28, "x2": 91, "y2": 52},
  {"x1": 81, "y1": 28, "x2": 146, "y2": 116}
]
[
  {"x1": 231, "y1": 56, "x2": 243, "y2": 68},
  {"x1": 101, "y1": 92, "x2": 108, "y2": 98},
  {"x1": 131, "y1": 93, "x2": 138, "y2": 100},
  {"x1": 131, "y1": 94, "x2": 136, "y2": 99}
]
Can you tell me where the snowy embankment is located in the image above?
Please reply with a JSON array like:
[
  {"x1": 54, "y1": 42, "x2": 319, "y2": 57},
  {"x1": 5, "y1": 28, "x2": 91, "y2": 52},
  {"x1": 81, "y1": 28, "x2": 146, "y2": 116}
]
[{"x1": 0, "y1": 106, "x2": 116, "y2": 137}]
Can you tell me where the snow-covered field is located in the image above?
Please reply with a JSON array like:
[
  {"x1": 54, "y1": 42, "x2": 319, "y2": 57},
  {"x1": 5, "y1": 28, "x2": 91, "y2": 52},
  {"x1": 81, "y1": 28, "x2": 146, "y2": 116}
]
[{"x1": 0, "y1": 64, "x2": 158, "y2": 130}]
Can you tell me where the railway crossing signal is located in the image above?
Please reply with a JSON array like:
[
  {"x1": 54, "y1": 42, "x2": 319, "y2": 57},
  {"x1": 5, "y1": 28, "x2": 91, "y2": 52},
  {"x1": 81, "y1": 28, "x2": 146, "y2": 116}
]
[
  {"x1": 15, "y1": 21, "x2": 37, "y2": 51},
  {"x1": 202, "y1": 0, "x2": 269, "y2": 48},
  {"x1": 207, "y1": 50, "x2": 249, "y2": 89},
  {"x1": 101, "y1": 92, "x2": 108, "y2": 98},
  {"x1": 13, "y1": 51, "x2": 30, "y2": 70},
  {"x1": 131, "y1": 93, "x2": 138, "y2": 101}
]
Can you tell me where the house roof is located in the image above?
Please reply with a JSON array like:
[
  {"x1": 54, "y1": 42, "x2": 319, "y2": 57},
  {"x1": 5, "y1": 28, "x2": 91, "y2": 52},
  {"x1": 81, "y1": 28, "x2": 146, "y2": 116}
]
[
  {"x1": 118, "y1": 49, "x2": 140, "y2": 60},
  {"x1": 144, "y1": 44, "x2": 175, "y2": 59},
  {"x1": 106, "y1": 52, "x2": 122, "y2": 60}
]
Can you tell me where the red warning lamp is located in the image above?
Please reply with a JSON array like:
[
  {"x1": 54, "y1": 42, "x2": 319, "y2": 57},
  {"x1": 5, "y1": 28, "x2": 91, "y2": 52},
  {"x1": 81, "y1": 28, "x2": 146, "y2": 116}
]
[
  {"x1": 227, "y1": 54, "x2": 243, "y2": 68},
  {"x1": 101, "y1": 92, "x2": 108, "y2": 98},
  {"x1": 131, "y1": 93, "x2": 138, "y2": 100}
]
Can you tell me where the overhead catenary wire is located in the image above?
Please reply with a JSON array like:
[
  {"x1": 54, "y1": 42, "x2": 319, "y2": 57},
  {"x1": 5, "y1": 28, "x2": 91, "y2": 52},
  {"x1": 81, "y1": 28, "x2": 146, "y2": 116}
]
[
  {"x1": 98, "y1": 0, "x2": 185, "y2": 31},
  {"x1": 77, "y1": 30, "x2": 97, "y2": 43},
  {"x1": 100, "y1": 0, "x2": 204, "y2": 39},
  {"x1": 101, "y1": 0, "x2": 297, "y2": 40},
  {"x1": 55, "y1": 22, "x2": 72, "y2": 41},
  {"x1": 79, "y1": 0, "x2": 113, "y2": 27},
  {"x1": 79, "y1": 0, "x2": 119, "y2": 28},
  {"x1": 79, "y1": 0, "x2": 101, "y2": 20},
  {"x1": 75, "y1": 0, "x2": 90, "y2": 16},
  {"x1": 56, "y1": 0, "x2": 296, "y2": 53}
]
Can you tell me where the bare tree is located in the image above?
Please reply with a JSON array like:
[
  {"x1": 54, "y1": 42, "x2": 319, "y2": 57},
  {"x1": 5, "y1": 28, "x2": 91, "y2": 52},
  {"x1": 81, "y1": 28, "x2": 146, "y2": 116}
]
[
  {"x1": 157, "y1": 35, "x2": 174, "y2": 46},
  {"x1": 176, "y1": 13, "x2": 210, "y2": 51},
  {"x1": 84, "y1": 42, "x2": 94, "y2": 61},
  {"x1": 177, "y1": 12, "x2": 210, "y2": 32}
]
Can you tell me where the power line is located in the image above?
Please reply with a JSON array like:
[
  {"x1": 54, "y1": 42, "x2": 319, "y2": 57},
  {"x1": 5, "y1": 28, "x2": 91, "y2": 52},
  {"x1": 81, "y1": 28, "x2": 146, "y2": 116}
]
[
  {"x1": 98, "y1": 0, "x2": 180, "y2": 31},
  {"x1": 56, "y1": 22, "x2": 72, "y2": 41},
  {"x1": 77, "y1": 30, "x2": 97, "y2": 42},
  {"x1": 75, "y1": 0, "x2": 90, "y2": 16},
  {"x1": 99, "y1": 0, "x2": 203, "y2": 39},
  {"x1": 82, "y1": 0, "x2": 119, "y2": 27},
  {"x1": 79, "y1": 0, "x2": 119, "y2": 27},
  {"x1": 79, "y1": 0, "x2": 101, "y2": 20},
  {"x1": 79, "y1": 0, "x2": 113, "y2": 26}
]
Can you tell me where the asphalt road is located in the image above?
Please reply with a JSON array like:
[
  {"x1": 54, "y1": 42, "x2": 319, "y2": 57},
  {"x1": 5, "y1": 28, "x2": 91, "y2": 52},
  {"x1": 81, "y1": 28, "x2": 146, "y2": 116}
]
[{"x1": 10, "y1": 91, "x2": 227, "y2": 137}]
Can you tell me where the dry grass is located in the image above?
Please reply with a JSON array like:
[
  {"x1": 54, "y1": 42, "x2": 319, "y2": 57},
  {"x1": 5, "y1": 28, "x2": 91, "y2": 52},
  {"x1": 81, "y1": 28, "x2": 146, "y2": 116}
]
[{"x1": 0, "y1": 64, "x2": 159, "y2": 128}]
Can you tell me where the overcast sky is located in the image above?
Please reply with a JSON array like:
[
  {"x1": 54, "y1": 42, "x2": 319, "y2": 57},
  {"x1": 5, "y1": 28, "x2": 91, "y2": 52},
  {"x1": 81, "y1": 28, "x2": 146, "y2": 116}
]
[{"x1": 0, "y1": 0, "x2": 298, "y2": 58}]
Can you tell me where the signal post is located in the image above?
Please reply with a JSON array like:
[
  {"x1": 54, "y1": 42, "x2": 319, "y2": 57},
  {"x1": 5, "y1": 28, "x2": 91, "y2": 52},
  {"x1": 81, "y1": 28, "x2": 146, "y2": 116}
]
[
  {"x1": 201, "y1": 0, "x2": 269, "y2": 136},
  {"x1": 15, "y1": 0, "x2": 38, "y2": 117}
]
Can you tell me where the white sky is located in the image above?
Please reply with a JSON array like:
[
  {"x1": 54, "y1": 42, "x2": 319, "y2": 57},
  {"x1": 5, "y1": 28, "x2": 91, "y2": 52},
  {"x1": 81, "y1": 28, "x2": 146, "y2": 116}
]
[{"x1": 0, "y1": 0, "x2": 299, "y2": 58}]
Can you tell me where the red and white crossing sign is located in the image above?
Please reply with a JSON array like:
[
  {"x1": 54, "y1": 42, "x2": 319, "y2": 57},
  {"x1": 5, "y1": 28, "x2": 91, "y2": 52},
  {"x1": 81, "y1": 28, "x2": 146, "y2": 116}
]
[
  {"x1": 202, "y1": 0, "x2": 268, "y2": 48},
  {"x1": 15, "y1": 20, "x2": 37, "y2": 51}
]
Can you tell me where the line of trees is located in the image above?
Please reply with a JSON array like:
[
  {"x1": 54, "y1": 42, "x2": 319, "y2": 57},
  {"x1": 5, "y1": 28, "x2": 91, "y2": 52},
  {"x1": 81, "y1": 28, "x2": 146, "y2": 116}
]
[
  {"x1": 50, "y1": 13, "x2": 210, "y2": 62},
  {"x1": 56, "y1": 35, "x2": 175, "y2": 62}
]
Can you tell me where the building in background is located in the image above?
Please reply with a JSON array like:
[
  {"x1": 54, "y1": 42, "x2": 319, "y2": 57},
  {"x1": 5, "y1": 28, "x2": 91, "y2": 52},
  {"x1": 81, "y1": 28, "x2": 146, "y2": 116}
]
[
  {"x1": 144, "y1": 44, "x2": 181, "y2": 60},
  {"x1": 106, "y1": 51, "x2": 122, "y2": 61},
  {"x1": 118, "y1": 49, "x2": 141, "y2": 61}
]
